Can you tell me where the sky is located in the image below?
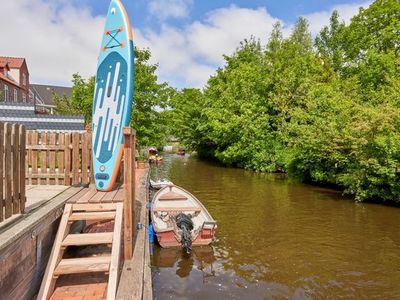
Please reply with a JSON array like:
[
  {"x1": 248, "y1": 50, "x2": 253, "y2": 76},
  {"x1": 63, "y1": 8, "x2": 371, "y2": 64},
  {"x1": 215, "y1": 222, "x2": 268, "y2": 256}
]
[{"x1": 0, "y1": 0, "x2": 371, "y2": 89}]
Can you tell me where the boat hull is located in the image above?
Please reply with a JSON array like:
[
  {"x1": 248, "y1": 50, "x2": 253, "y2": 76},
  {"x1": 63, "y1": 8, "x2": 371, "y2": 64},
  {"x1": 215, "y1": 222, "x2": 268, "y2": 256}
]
[{"x1": 156, "y1": 228, "x2": 215, "y2": 248}]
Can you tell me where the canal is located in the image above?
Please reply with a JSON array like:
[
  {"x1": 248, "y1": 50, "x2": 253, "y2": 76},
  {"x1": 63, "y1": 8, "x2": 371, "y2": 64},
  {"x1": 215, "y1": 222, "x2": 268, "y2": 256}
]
[{"x1": 150, "y1": 154, "x2": 400, "y2": 299}]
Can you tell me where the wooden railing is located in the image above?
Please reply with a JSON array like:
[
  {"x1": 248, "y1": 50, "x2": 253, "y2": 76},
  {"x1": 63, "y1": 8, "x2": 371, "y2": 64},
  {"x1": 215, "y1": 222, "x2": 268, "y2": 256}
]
[
  {"x1": 0, "y1": 123, "x2": 26, "y2": 223},
  {"x1": 26, "y1": 131, "x2": 93, "y2": 186}
]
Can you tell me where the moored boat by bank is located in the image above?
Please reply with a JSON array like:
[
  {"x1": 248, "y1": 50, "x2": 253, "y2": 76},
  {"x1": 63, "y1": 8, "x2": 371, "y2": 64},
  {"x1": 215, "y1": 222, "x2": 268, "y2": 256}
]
[{"x1": 151, "y1": 185, "x2": 217, "y2": 252}]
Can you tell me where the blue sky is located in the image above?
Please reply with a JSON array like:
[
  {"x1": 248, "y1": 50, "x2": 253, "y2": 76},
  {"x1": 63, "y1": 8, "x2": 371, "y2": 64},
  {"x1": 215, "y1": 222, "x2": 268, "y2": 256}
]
[{"x1": 1, "y1": 0, "x2": 371, "y2": 88}]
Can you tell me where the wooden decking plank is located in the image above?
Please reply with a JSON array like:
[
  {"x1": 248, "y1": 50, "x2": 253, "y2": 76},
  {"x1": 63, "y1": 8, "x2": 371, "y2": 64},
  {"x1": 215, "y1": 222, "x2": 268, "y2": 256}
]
[
  {"x1": 54, "y1": 255, "x2": 111, "y2": 275},
  {"x1": 89, "y1": 190, "x2": 107, "y2": 203},
  {"x1": 113, "y1": 186, "x2": 125, "y2": 202},
  {"x1": 69, "y1": 188, "x2": 97, "y2": 203},
  {"x1": 66, "y1": 187, "x2": 92, "y2": 204},
  {"x1": 101, "y1": 189, "x2": 119, "y2": 203},
  {"x1": 68, "y1": 211, "x2": 116, "y2": 221},
  {"x1": 62, "y1": 232, "x2": 113, "y2": 246}
]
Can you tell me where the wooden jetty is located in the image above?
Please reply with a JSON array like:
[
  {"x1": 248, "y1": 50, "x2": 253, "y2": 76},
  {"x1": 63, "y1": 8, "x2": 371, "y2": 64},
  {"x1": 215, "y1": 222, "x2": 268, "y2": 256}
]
[{"x1": 0, "y1": 123, "x2": 152, "y2": 300}]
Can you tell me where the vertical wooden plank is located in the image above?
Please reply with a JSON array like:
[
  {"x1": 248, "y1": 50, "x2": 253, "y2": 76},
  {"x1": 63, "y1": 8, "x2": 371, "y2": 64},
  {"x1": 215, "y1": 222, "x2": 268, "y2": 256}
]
[
  {"x1": 48, "y1": 133, "x2": 56, "y2": 185},
  {"x1": 64, "y1": 133, "x2": 71, "y2": 186},
  {"x1": 58, "y1": 133, "x2": 65, "y2": 185},
  {"x1": 31, "y1": 131, "x2": 38, "y2": 185},
  {"x1": 107, "y1": 202, "x2": 123, "y2": 300},
  {"x1": 19, "y1": 125, "x2": 26, "y2": 213},
  {"x1": 81, "y1": 132, "x2": 89, "y2": 185},
  {"x1": 25, "y1": 130, "x2": 31, "y2": 186},
  {"x1": 0, "y1": 123, "x2": 4, "y2": 222},
  {"x1": 4, "y1": 123, "x2": 12, "y2": 218},
  {"x1": 123, "y1": 127, "x2": 134, "y2": 260},
  {"x1": 37, "y1": 204, "x2": 73, "y2": 300},
  {"x1": 72, "y1": 132, "x2": 79, "y2": 185},
  {"x1": 12, "y1": 124, "x2": 20, "y2": 214},
  {"x1": 40, "y1": 132, "x2": 47, "y2": 185}
]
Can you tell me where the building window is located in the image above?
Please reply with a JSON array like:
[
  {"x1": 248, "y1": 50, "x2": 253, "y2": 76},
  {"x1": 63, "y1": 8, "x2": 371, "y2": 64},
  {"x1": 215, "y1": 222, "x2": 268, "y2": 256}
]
[
  {"x1": 14, "y1": 89, "x2": 18, "y2": 102},
  {"x1": 4, "y1": 85, "x2": 9, "y2": 101},
  {"x1": 22, "y1": 93, "x2": 26, "y2": 102},
  {"x1": 22, "y1": 73, "x2": 26, "y2": 86}
]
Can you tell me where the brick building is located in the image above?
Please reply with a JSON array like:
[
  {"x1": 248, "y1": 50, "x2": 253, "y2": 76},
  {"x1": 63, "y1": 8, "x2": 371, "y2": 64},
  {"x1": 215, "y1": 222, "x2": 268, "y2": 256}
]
[{"x1": 0, "y1": 56, "x2": 30, "y2": 103}]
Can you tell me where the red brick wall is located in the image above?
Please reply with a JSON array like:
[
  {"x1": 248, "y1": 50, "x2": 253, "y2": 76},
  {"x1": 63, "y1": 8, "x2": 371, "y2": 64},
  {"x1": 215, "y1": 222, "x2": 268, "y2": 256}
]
[{"x1": 0, "y1": 78, "x2": 25, "y2": 102}]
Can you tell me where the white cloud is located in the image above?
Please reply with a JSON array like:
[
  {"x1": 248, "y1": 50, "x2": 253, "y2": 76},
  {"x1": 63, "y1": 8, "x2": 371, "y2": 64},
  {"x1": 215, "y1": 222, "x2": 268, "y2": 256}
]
[
  {"x1": 0, "y1": 0, "x2": 104, "y2": 86},
  {"x1": 0, "y1": 0, "x2": 371, "y2": 89},
  {"x1": 136, "y1": 5, "x2": 281, "y2": 87},
  {"x1": 188, "y1": 6, "x2": 280, "y2": 65},
  {"x1": 148, "y1": 0, "x2": 193, "y2": 21},
  {"x1": 303, "y1": 1, "x2": 372, "y2": 36}
]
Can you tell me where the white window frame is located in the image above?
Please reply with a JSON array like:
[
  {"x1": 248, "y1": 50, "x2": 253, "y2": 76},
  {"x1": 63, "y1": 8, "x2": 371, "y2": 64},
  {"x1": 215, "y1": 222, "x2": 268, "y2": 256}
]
[
  {"x1": 4, "y1": 85, "x2": 9, "y2": 101},
  {"x1": 22, "y1": 73, "x2": 26, "y2": 86},
  {"x1": 22, "y1": 93, "x2": 26, "y2": 103},
  {"x1": 14, "y1": 89, "x2": 18, "y2": 102}
]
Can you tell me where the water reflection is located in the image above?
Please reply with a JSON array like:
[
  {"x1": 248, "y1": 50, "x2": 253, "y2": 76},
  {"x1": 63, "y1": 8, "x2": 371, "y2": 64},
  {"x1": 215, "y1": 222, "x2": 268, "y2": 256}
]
[
  {"x1": 151, "y1": 154, "x2": 400, "y2": 300},
  {"x1": 152, "y1": 245, "x2": 216, "y2": 280}
]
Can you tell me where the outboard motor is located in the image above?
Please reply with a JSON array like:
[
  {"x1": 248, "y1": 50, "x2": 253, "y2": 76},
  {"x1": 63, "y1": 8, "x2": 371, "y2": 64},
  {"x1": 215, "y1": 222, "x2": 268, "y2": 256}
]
[{"x1": 175, "y1": 213, "x2": 194, "y2": 254}]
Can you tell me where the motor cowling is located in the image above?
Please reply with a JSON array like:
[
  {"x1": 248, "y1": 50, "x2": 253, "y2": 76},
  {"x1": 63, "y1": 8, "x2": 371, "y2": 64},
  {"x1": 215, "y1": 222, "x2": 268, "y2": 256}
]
[{"x1": 175, "y1": 213, "x2": 194, "y2": 253}]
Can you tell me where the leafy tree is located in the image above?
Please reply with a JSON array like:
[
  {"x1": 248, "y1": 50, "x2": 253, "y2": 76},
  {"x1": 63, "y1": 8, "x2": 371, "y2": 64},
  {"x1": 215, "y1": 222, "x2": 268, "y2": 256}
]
[{"x1": 315, "y1": 10, "x2": 345, "y2": 74}]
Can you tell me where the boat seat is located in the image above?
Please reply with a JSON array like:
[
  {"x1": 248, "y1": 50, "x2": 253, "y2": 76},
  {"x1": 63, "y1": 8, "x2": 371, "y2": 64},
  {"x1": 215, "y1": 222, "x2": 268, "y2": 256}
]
[
  {"x1": 153, "y1": 207, "x2": 201, "y2": 213},
  {"x1": 159, "y1": 192, "x2": 188, "y2": 201}
]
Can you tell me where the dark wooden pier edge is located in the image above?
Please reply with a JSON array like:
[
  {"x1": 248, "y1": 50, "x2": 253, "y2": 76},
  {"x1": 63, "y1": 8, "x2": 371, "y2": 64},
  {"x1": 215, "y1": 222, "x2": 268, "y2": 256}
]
[{"x1": 0, "y1": 123, "x2": 153, "y2": 300}]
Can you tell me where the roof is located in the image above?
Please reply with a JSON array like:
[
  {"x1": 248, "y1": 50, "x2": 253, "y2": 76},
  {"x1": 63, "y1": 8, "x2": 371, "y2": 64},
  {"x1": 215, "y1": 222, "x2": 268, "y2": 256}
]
[
  {"x1": 30, "y1": 84, "x2": 72, "y2": 107},
  {"x1": 0, "y1": 102, "x2": 85, "y2": 132},
  {"x1": 0, "y1": 62, "x2": 10, "y2": 69},
  {"x1": 0, "y1": 57, "x2": 25, "y2": 69}
]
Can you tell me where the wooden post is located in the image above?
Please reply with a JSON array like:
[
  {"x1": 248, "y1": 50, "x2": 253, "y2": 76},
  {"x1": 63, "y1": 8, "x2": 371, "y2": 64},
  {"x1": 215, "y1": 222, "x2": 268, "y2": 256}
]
[
  {"x1": 0, "y1": 123, "x2": 3, "y2": 222},
  {"x1": 12, "y1": 124, "x2": 20, "y2": 213},
  {"x1": 40, "y1": 132, "x2": 48, "y2": 185},
  {"x1": 64, "y1": 133, "x2": 71, "y2": 186},
  {"x1": 48, "y1": 133, "x2": 56, "y2": 185},
  {"x1": 19, "y1": 125, "x2": 26, "y2": 213},
  {"x1": 4, "y1": 123, "x2": 12, "y2": 218},
  {"x1": 72, "y1": 132, "x2": 79, "y2": 185},
  {"x1": 123, "y1": 127, "x2": 135, "y2": 260}
]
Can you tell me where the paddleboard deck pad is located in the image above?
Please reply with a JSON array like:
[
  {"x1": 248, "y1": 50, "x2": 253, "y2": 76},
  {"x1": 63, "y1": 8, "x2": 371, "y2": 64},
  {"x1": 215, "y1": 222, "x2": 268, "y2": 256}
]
[{"x1": 92, "y1": 0, "x2": 134, "y2": 191}]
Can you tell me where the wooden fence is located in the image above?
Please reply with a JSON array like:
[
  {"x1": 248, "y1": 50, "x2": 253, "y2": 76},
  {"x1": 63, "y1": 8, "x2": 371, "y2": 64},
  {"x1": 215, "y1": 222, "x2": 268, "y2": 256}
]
[
  {"x1": 0, "y1": 123, "x2": 26, "y2": 223},
  {"x1": 26, "y1": 131, "x2": 93, "y2": 186}
]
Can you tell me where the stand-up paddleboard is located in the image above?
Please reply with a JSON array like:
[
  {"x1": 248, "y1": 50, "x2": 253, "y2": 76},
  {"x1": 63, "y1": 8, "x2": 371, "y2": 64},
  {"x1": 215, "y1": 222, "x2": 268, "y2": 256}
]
[{"x1": 92, "y1": 0, "x2": 134, "y2": 191}]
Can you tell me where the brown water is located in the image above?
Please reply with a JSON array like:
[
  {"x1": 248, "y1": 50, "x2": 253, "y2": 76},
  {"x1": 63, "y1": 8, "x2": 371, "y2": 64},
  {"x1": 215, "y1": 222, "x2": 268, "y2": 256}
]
[{"x1": 150, "y1": 154, "x2": 400, "y2": 300}]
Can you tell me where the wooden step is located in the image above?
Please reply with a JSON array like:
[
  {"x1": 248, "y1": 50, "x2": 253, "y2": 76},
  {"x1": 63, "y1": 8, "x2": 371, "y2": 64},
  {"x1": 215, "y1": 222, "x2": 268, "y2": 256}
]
[
  {"x1": 72, "y1": 203, "x2": 118, "y2": 212},
  {"x1": 68, "y1": 211, "x2": 116, "y2": 221},
  {"x1": 62, "y1": 232, "x2": 113, "y2": 247},
  {"x1": 54, "y1": 255, "x2": 111, "y2": 276}
]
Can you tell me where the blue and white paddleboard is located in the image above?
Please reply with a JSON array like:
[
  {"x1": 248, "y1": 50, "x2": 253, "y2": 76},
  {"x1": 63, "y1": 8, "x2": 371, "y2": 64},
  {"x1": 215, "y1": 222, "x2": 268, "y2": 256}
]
[{"x1": 92, "y1": 0, "x2": 134, "y2": 191}]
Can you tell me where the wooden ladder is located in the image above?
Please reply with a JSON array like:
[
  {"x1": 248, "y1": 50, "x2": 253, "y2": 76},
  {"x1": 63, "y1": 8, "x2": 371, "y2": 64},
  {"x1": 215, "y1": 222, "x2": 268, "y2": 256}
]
[{"x1": 37, "y1": 202, "x2": 124, "y2": 300}]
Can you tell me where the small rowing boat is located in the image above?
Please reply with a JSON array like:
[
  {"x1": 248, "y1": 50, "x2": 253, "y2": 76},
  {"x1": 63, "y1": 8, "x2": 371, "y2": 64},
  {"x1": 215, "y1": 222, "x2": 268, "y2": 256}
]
[
  {"x1": 150, "y1": 178, "x2": 173, "y2": 190},
  {"x1": 151, "y1": 185, "x2": 217, "y2": 253}
]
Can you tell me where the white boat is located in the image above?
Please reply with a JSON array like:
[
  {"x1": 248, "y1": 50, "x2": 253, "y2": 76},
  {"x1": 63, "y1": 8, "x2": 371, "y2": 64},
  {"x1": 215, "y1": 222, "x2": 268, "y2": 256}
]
[
  {"x1": 151, "y1": 185, "x2": 217, "y2": 253},
  {"x1": 150, "y1": 179, "x2": 174, "y2": 190}
]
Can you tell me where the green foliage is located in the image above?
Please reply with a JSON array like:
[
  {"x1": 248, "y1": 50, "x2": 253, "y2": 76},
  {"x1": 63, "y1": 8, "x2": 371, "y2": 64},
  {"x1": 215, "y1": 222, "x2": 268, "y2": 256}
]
[{"x1": 169, "y1": 1, "x2": 400, "y2": 203}]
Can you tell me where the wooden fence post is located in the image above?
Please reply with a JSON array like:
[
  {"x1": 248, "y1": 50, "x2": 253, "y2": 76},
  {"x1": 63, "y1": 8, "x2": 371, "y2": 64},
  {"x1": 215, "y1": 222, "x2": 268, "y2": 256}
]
[
  {"x1": 123, "y1": 127, "x2": 135, "y2": 260},
  {"x1": 12, "y1": 124, "x2": 20, "y2": 213},
  {"x1": 19, "y1": 125, "x2": 26, "y2": 213},
  {"x1": 4, "y1": 123, "x2": 12, "y2": 218}
]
